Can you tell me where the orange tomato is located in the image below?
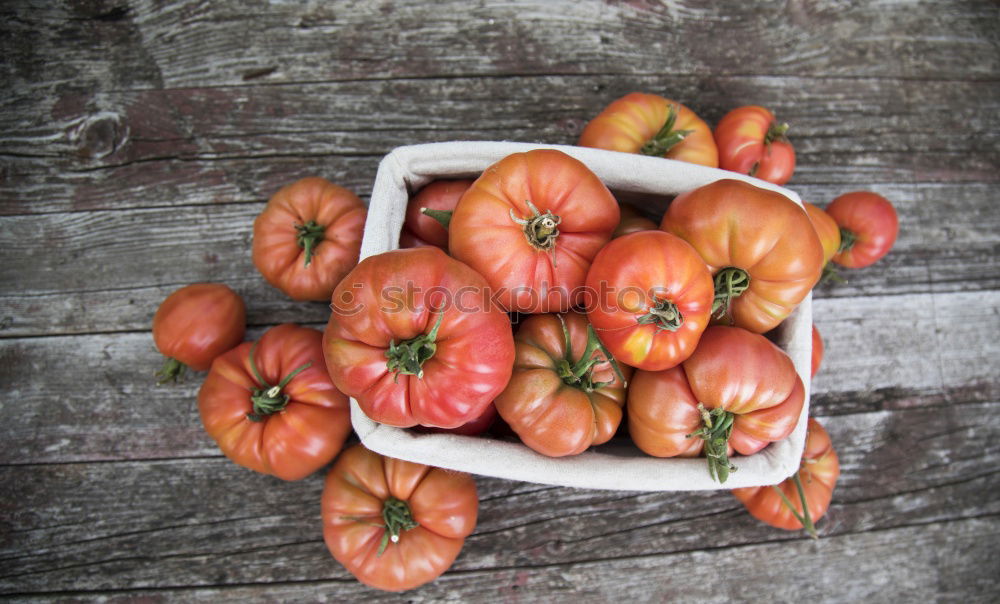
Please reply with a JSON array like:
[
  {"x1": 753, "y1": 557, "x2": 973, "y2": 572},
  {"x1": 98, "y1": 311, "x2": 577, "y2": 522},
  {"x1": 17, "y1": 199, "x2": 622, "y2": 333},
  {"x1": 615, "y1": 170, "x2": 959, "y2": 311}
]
[{"x1": 803, "y1": 202, "x2": 842, "y2": 266}]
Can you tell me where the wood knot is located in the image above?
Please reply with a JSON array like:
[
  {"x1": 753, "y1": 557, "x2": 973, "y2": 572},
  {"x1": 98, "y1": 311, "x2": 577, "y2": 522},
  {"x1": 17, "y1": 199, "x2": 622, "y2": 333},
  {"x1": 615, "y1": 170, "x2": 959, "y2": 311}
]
[{"x1": 70, "y1": 112, "x2": 128, "y2": 160}]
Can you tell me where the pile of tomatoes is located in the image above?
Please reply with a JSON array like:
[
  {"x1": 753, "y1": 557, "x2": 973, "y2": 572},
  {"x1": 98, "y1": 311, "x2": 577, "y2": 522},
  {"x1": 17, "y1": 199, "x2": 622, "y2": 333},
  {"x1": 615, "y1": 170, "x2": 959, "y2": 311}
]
[{"x1": 151, "y1": 92, "x2": 898, "y2": 592}]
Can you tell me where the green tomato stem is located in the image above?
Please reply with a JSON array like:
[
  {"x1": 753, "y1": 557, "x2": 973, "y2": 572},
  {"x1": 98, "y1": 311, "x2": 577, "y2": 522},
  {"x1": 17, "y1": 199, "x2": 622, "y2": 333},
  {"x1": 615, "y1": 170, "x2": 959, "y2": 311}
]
[
  {"x1": 155, "y1": 357, "x2": 187, "y2": 385},
  {"x1": 295, "y1": 220, "x2": 326, "y2": 267},
  {"x1": 385, "y1": 312, "x2": 445, "y2": 381}
]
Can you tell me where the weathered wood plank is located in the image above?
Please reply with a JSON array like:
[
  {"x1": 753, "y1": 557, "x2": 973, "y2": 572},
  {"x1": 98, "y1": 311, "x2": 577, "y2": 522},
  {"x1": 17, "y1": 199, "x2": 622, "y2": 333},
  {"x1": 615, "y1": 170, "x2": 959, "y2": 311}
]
[
  {"x1": 2, "y1": 413, "x2": 997, "y2": 595},
  {"x1": 4, "y1": 0, "x2": 997, "y2": 101},
  {"x1": 3, "y1": 75, "x2": 998, "y2": 215}
]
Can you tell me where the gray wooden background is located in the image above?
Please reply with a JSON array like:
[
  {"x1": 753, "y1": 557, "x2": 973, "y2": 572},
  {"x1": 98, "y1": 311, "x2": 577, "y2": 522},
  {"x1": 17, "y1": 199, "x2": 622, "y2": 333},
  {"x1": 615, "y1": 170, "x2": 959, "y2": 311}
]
[{"x1": 2, "y1": 0, "x2": 999, "y2": 601}]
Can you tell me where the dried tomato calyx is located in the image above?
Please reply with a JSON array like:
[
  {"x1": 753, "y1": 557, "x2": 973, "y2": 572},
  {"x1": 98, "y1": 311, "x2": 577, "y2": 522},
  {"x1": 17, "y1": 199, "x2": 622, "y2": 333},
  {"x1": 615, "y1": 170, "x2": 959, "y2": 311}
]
[
  {"x1": 156, "y1": 357, "x2": 187, "y2": 385},
  {"x1": 554, "y1": 315, "x2": 625, "y2": 392},
  {"x1": 420, "y1": 207, "x2": 453, "y2": 229},
  {"x1": 295, "y1": 220, "x2": 326, "y2": 267},
  {"x1": 378, "y1": 496, "x2": 419, "y2": 556},
  {"x1": 640, "y1": 104, "x2": 694, "y2": 157},
  {"x1": 711, "y1": 267, "x2": 751, "y2": 324},
  {"x1": 771, "y1": 473, "x2": 818, "y2": 539},
  {"x1": 246, "y1": 341, "x2": 313, "y2": 422},
  {"x1": 509, "y1": 200, "x2": 561, "y2": 251},
  {"x1": 686, "y1": 403, "x2": 737, "y2": 483},
  {"x1": 637, "y1": 298, "x2": 684, "y2": 332},
  {"x1": 385, "y1": 312, "x2": 445, "y2": 380},
  {"x1": 837, "y1": 227, "x2": 857, "y2": 254},
  {"x1": 764, "y1": 121, "x2": 790, "y2": 145}
]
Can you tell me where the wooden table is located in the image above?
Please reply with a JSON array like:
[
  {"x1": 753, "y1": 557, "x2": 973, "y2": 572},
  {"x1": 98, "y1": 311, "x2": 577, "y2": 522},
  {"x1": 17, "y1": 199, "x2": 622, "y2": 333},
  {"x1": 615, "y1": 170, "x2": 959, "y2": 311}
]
[{"x1": 3, "y1": 1, "x2": 998, "y2": 600}]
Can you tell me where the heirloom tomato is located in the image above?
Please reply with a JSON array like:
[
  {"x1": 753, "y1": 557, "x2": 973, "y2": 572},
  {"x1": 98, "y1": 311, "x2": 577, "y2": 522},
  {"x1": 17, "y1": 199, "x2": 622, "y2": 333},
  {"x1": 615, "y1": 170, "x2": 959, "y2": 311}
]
[
  {"x1": 416, "y1": 403, "x2": 497, "y2": 436},
  {"x1": 803, "y1": 202, "x2": 841, "y2": 266},
  {"x1": 733, "y1": 418, "x2": 840, "y2": 537},
  {"x1": 613, "y1": 203, "x2": 658, "y2": 238},
  {"x1": 811, "y1": 324, "x2": 824, "y2": 378},
  {"x1": 323, "y1": 247, "x2": 515, "y2": 429},
  {"x1": 578, "y1": 92, "x2": 718, "y2": 167},
  {"x1": 585, "y1": 230, "x2": 713, "y2": 371},
  {"x1": 660, "y1": 179, "x2": 824, "y2": 333},
  {"x1": 252, "y1": 177, "x2": 367, "y2": 301},
  {"x1": 322, "y1": 444, "x2": 478, "y2": 592},
  {"x1": 627, "y1": 326, "x2": 805, "y2": 482},
  {"x1": 714, "y1": 106, "x2": 795, "y2": 185},
  {"x1": 152, "y1": 283, "x2": 245, "y2": 383},
  {"x1": 198, "y1": 324, "x2": 351, "y2": 481},
  {"x1": 399, "y1": 179, "x2": 474, "y2": 250},
  {"x1": 494, "y1": 312, "x2": 630, "y2": 457},
  {"x1": 826, "y1": 191, "x2": 899, "y2": 269},
  {"x1": 448, "y1": 149, "x2": 619, "y2": 313}
]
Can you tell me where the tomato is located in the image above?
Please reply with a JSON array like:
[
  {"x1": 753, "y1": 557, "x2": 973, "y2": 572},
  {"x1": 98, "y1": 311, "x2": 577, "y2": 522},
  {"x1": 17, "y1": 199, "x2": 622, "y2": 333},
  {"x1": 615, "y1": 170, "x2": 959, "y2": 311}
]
[
  {"x1": 322, "y1": 444, "x2": 478, "y2": 592},
  {"x1": 826, "y1": 191, "x2": 899, "y2": 269},
  {"x1": 152, "y1": 283, "x2": 245, "y2": 383},
  {"x1": 627, "y1": 326, "x2": 805, "y2": 482},
  {"x1": 578, "y1": 92, "x2": 718, "y2": 167},
  {"x1": 714, "y1": 106, "x2": 795, "y2": 185},
  {"x1": 495, "y1": 312, "x2": 631, "y2": 457},
  {"x1": 613, "y1": 203, "x2": 658, "y2": 238},
  {"x1": 732, "y1": 418, "x2": 840, "y2": 536},
  {"x1": 803, "y1": 202, "x2": 841, "y2": 266},
  {"x1": 323, "y1": 247, "x2": 515, "y2": 429},
  {"x1": 415, "y1": 403, "x2": 497, "y2": 436},
  {"x1": 198, "y1": 324, "x2": 351, "y2": 481},
  {"x1": 399, "y1": 179, "x2": 474, "y2": 250},
  {"x1": 811, "y1": 324, "x2": 824, "y2": 378},
  {"x1": 252, "y1": 177, "x2": 367, "y2": 301},
  {"x1": 448, "y1": 149, "x2": 619, "y2": 313},
  {"x1": 585, "y1": 230, "x2": 713, "y2": 370},
  {"x1": 659, "y1": 179, "x2": 824, "y2": 333}
]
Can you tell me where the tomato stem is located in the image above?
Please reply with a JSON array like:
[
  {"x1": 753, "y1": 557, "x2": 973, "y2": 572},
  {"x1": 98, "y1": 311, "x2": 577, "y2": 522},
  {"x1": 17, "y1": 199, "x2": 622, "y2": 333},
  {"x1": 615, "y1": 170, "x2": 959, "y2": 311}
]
[
  {"x1": 155, "y1": 357, "x2": 187, "y2": 384},
  {"x1": 820, "y1": 262, "x2": 847, "y2": 285},
  {"x1": 245, "y1": 341, "x2": 313, "y2": 422},
  {"x1": 771, "y1": 473, "x2": 819, "y2": 539},
  {"x1": 711, "y1": 267, "x2": 751, "y2": 324},
  {"x1": 637, "y1": 298, "x2": 684, "y2": 331},
  {"x1": 836, "y1": 227, "x2": 857, "y2": 254},
  {"x1": 554, "y1": 315, "x2": 625, "y2": 392},
  {"x1": 421, "y1": 207, "x2": 453, "y2": 230},
  {"x1": 640, "y1": 104, "x2": 694, "y2": 157},
  {"x1": 764, "y1": 122, "x2": 790, "y2": 145},
  {"x1": 377, "y1": 496, "x2": 419, "y2": 556},
  {"x1": 385, "y1": 312, "x2": 445, "y2": 381},
  {"x1": 295, "y1": 220, "x2": 326, "y2": 267},
  {"x1": 509, "y1": 200, "x2": 561, "y2": 253},
  {"x1": 686, "y1": 403, "x2": 737, "y2": 483}
]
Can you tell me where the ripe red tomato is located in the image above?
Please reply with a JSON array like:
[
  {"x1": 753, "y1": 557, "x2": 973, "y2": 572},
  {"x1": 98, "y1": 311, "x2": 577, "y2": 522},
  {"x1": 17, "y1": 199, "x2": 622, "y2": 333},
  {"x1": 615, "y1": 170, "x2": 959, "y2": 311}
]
[
  {"x1": 660, "y1": 179, "x2": 824, "y2": 333},
  {"x1": 714, "y1": 106, "x2": 795, "y2": 185},
  {"x1": 322, "y1": 444, "x2": 478, "y2": 592},
  {"x1": 494, "y1": 312, "x2": 631, "y2": 457},
  {"x1": 415, "y1": 403, "x2": 497, "y2": 436},
  {"x1": 198, "y1": 324, "x2": 351, "y2": 481},
  {"x1": 613, "y1": 203, "x2": 658, "y2": 238},
  {"x1": 733, "y1": 418, "x2": 840, "y2": 536},
  {"x1": 323, "y1": 247, "x2": 516, "y2": 429},
  {"x1": 803, "y1": 202, "x2": 842, "y2": 266},
  {"x1": 448, "y1": 149, "x2": 619, "y2": 313},
  {"x1": 627, "y1": 326, "x2": 805, "y2": 482},
  {"x1": 826, "y1": 191, "x2": 899, "y2": 268},
  {"x1": 585, "y1": 230, "x2": 713, "y2": 370},
  {"x1": 252, "y1": 177, "x2": 367, "y2": 301},
  {"x1": 399, "y1": 179, "x2": 474, "y2": 250},
  {"x1": 811, "y1": 324, "x2": 824, "y2": 378},
  {"x1": 578, "y1": 92, "x2": 718, "y2": 167},
  {"x1": 152, "y1": 283, "x2": 245, "y2": 383}
]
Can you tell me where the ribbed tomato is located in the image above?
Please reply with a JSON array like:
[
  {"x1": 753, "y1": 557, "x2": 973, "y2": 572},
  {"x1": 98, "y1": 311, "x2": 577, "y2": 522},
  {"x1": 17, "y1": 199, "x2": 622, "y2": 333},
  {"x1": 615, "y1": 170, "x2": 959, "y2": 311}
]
[
  {"x1": 494, "y1": 312, "x2": 631, "y2": 457},
  {"x1": 803, "y1": 202, "x2": 842, "y2": 266},
  {"x1": 399, "y1": 179, "x2": 474, "y2": 250},
  {"x1": 448, "y1": 149, "x2": 619, "y2": 313},
  {"x1": 198, "y1": 324, "x2": 351, "y2": 481},
  {"x1": 323, "y1": 247, "x2": 515, "y2": 429},
  {"x1": 627, "y1": 326, "x2": 805, "y2": 482},
  {"x1": 660, "y1": 179, "x2": 824, "y2": 333},
  {"x1": 826, "y1": 191, "x2": 899, "y2": 268},
  {"x1": 714, "y1": 106, "x2": 795, "y2": 185},
  {"x1": 733, "y1": 418, "x2": 840, "y2": 536},
  {"x1": 585, "y1": 230, "x2": 713, "y2": 371},
  {"x1": 613, "y1": 203, "x2": 658, "y2": 238},
  {"x1": 322, "y1": 444, "x2": 478, "y2": 592},
  {"x1": 152, "y1": 283, "x2": 245, "y2": 383},
  {"x1": 578, "y1": 92, "x2": 718, "y2": 167},
  {"x1": 252, "y1": 177, "x2": 367, "y2": 301}
]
